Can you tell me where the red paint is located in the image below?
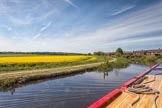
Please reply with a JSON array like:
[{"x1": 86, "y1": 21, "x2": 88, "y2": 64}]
[
  {"x1": 88, "y1": 89, "x2": 122, "y2": 108},
  {"x1": 121, "y1": 63, "x2": 161, "y2": 91},
  {"x1": 121, "y1": 78, "x2": 138, "y2": 91},
  {"x1": 152, "y1": 68, "x2": 162, "y2": 70},
  {"x1": 121, "y1": 68, "x2": 151, "y2": 91}
]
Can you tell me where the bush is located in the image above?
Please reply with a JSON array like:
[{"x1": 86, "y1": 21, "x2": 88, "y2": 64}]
[
  {"x1": 98, "y1": 57, "x2": 129, "y2": 72},
  {"x1": 144, "y1": 55, "x2": 157, "y2": 63}
]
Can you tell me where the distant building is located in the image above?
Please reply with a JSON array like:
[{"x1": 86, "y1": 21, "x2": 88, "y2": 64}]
[
  {"x1": 125, "y1": 48, "x2": 162, "y2": 58},
  {"x1": 105, "y1": 48, "x2": 162, "y2": 58}
]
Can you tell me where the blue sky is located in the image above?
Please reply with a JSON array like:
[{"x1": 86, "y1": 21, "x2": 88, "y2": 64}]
[{"x1": 0, "y1": 0, "x2": 162, "y2": 53}]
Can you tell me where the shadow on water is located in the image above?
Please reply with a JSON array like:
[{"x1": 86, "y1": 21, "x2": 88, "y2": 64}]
[
  {"x1": 0, "y1": 64, "x2": 149, "y2": 108},
  {"x1": 2, "y1": 69, "x2": 119, "y2": 95},
  {"x1": 0, "y1": 69, "x2": 92, "y2": 94}
]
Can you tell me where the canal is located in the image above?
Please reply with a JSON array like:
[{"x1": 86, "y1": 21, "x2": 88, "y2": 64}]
[{"x1": 0, "y1": 64, "x2": 149, "y2": 108}]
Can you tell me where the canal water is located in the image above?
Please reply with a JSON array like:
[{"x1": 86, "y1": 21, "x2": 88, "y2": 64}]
[{"x1": 0, "y1": 64, "x2": 149, "y2": 108}]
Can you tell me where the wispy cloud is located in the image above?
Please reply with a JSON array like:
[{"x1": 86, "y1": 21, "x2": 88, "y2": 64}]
[
  {"x1": 0, "y1": 1, "x2": 162, "y2": 52},
  {"x1": 51, "y1": 2, "x2": 162, "y2": 52},
  {"x1": 112, "y1": 5, "x2": 136, "y2": 16},
  {"x1": 8, "y1": 10, "x2": 54, "y2": 25},
  {"x1": 64, "y1": 0, "x2": 79, "y2": 9},
  {"x1": 33, "y1": 21, "x2": 52, "y2": 39},
  {"x1": 33, "y1": 33, "x2": 41, "y2": 40},
  {"x1": 1, "y1": 0, "x2": 57, "y2": 26},
  {"x1": 40, "y1": 22, "x2": 52, "y2": 32}
]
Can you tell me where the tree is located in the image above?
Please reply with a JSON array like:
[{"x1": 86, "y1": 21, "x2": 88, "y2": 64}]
[
  {"x1": 93, "y1": 51, "x2": 105, "y2": 56},
  {"x1": 115, "y1": 48, "x2": 124, "y2": 57},
  {"x1": 87, "y1": 53, "x2": 92, "y2": 55}
]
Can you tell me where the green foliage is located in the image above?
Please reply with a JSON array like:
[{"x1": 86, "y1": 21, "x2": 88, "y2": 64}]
[
  {"x1": 113, "y1": 57, "x2": 129, "y2": 68},
  {"x1": 98, "y1": 57, "x2": 129, "y2": 72},
  {"x1": 0, "y1": 79, "x2": 17, "y2": 88},
  {"x1": 115, "y1": 48, "x2": 124, "y2": 57},
  {"x1": 130, "y1": 55, "x2": 162, "y2": 66},
  {"x1": 144, "y1": 55, "x2": 157, "y2": 63},
  {"x1": 104, "y1": 56, "x2": 112, "y2": 63},
  {"x1": 98, "y1": 63, "x2": 113, "y2": 72},
  {"x1": 93, "y1": 51, "x2": 105, "y2": 56}
]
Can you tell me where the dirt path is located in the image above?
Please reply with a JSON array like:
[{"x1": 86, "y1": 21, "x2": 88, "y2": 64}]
[{"x1": 0, "y1": 62, "x2": 103, "y2": 76}]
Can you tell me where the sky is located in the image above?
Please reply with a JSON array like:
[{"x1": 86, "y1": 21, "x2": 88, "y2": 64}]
[{"x1": 0, "y1": 0, "x2": 162, "y2": 53}]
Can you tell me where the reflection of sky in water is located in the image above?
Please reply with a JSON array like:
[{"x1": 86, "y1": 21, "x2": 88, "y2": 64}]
[
  {"x1": 148, "y1": 70, "x2": 162, "y2": 75},
  {"x1": 148, "y1": 63, "x2": 162, "y2": 75},
  {"x1": 157, "y1": 63, "x2": 162, "y2": 68},
  {"x1": 0, "y1": 64, "x2": 148, "y2": 108}
]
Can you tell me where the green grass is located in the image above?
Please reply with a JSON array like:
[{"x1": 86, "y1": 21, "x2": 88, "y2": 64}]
[
  {"x1": 98, "y1": 57, "x2": 130, "y2": 72},
  {"x1": 131, "y1": 55, "x2": 162, "y2": 66},
  {"x1": 98, "y1": 55, "x2": 162, "y2": 72}
]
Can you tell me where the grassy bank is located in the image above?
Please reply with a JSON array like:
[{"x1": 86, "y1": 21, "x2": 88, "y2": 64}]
[
  {"x1": 0, "y1": 62, "x2": 103, "y2": 89},
  {"x1": 98, "y1": 57, "x2": 130, "y2": 71},
  {"x1": 98, "y1": 55, "x2": 162, "y2": 72},
  {"x1": 131, "y1": 55, "x2": 162, "y2": 66}
]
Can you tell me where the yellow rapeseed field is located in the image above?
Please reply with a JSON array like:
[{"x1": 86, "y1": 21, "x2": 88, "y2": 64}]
[{"x1": 0, "y1": 56, "x2": 96, "y2": 64}]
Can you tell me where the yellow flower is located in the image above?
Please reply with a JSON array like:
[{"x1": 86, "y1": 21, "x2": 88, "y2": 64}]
[{"x1": 0, "y1": 56, "x2": 95, "y2": 64}]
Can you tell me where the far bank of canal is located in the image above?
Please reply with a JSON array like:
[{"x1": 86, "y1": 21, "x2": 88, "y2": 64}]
[{"x1": 0, "y1": 64, "x2": 149, "y2": 108}]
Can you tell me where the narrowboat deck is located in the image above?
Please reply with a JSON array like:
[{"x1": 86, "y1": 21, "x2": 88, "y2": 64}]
[{"x1": 106, "y1": 75, "x2": 162, "y2": 108}]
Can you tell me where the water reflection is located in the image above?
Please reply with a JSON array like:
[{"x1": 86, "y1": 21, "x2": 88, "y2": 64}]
[
  {"x1": 103, "y1": 71, "x2": 108, "y2": 79},
  {"x1": 0, "y1": 64, "x2": 149, "y2": 108},
  {"x1": 113, "y1": 69, "x2": 119, "y2": 76},
  {"x1": 9, "y1": 88, "x2": 15, "y2": 95},
  {"x1": 101, "y1": 69, "x2": 120, "y2": 79}
]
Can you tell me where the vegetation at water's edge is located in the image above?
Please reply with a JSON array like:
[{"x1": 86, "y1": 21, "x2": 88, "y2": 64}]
[
  {"x1": 97, "y1": 48, "x2": 162, "y2": 71},
  {"x1": 131, "y1": 55, "x2": 162, "y2": 66},
  {"x1": 98, "y1": 48, "x2": 130, "y2": 71},
  {"x1": 98, "y1": 57, "x2": 130, "y2": 71},
  {"x1": 0, "y1": 62, "x2": 101, "y2": 90}
]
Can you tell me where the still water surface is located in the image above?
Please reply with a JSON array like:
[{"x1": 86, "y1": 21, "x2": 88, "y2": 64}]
[{"x1": 0, "y1": 64, "x2": 149, "y2": 108}]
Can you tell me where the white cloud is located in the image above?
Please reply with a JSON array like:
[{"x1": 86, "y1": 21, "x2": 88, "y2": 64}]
[
  {"x1": 0, "y1": 2, "x2": 162, "y2": 52},
  {"x1": 1, "y1": 0, "x2": 57, "y2": 25},
  {"x1": 33, "y1": 33, "x2": 41, "y2": 40},
  {"x1": 40, "y1": 22, "x2": 52, "y2": 32},
  {"x1": 105, "y1": 36, "x2": 162, "y2": 46},
  {"x1": 51, "y1": 2, "x2": 162, "y2": 52},
  {"x1": 64, "y1": 0, "x2": 79, "y2": 9},
  {"x1": 8, "y1": 10, "x2": 54, "y2": 25},
  {"x1": 112, "y1": 5, "x2": 136, "y2": 16},
  {"x1": 33, "y1": 21, "x2": 52, "y2": 39}
]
